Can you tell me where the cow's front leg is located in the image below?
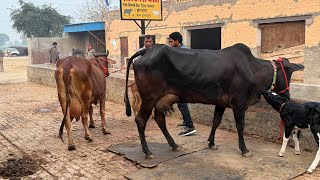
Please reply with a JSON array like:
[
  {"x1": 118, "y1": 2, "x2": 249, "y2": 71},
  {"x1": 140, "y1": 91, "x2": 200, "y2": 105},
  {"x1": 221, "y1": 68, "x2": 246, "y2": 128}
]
[
  {"x1": 233, "y1": 108, "x2": 252, "y2": 157},
  {"x1": 293, "y1": 129, "x2": 301, "y2": 155},
  {"x1": 307, "y1": 131, "x2": 320, "y2": 173},
  {"x1": 279, "y1": 126, "x2": 292, "y2": 157},
  {"x1": 100, "y1": 99, "x2": 110, "y2": 134},
  {"x1": 89, "y1": 104, "x2": 95, "y2": 128},
  {"x1": 208, "y1": 106, "x2": 225, "y2": 150},
  {"x1": 154, "y1": 109, "x2": 181, "y2": 151},
  {"x1": 136, "y1": 103, "x2": 153, "y2": 159}
]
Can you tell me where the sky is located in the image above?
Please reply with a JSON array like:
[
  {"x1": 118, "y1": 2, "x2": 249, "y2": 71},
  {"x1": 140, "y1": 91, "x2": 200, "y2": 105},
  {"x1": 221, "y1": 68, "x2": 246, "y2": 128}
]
[{"x1": 0, "y1": 0, "x2": 88, "y2": 45}]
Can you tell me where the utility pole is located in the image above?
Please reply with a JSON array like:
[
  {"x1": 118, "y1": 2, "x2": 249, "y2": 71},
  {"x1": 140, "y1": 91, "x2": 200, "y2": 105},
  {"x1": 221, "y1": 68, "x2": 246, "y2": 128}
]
[
  {"x1": 141, "y1": 20, "x2": 146, "y2": 35},
  {"x1": 134, "y1": 20, "x2": 151, "y2": 48}
]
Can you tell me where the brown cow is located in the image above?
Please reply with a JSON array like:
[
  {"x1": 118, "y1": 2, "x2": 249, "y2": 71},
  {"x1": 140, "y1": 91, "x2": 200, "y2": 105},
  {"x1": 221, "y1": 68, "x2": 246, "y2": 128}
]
[
  {"x1": 128, "y1": 82, "x2": 141, "y2": 117},
  {"x1": 55, "y1": 52, "x2": 115, "y2": 150},
  {"x1": 129, "y1": 81, "x2": 155, "y2": 119}
]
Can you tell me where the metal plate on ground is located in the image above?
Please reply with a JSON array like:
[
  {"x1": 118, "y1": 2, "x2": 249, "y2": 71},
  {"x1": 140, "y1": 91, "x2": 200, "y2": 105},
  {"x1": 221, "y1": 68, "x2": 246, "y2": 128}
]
[
  {"x1": 108, "y1": 142, "x2": 192, "y2": 168},
  {"x1": 107, "y1": 128, "x2": 208, "y2": 168}
]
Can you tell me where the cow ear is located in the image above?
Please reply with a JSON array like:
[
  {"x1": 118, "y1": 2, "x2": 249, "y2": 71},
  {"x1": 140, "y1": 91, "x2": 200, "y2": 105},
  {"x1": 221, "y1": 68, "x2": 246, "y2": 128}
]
[
  {"x1": 282, "y1": 58, "x2": 304, "y2": 71},
  {"x1": 288, "y1": 63, "x2": 304, "y2": 71}
]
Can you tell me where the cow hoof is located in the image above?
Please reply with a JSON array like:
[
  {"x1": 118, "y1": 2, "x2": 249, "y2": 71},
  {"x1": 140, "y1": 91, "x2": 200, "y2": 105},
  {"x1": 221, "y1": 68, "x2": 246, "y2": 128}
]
[
  {"x1": 307, "y1": 169, "x2": 314, "y2": 174},
  {"x1": 279, "y1": 152, "x2": 284, "y2": 157},
  {"x1": 295, "y1": 151, "x2": 300, "y2": 155},
  {"x1": 102, "y1": 129, "x2": 111, "y2": 135},
  {"x1": 242, "y1": 152, "x2": 253, "y2": 157},
  {"x1": 85, "y1": 136, "x2": 93, "y2": 142},
  {"x1": 173, "y1": 144, "x2": 183, "y2": 151},
  {"x1": 208, "y1": 143, "x2": 218, "y2": 150},
  {"x1": 146, "y1": 154, "x2": 154, "y2": 159},
  {"x1": 89, "y1": 124, "x2": 95, "y2": 128},
  {"x1": 68, "y1": 145, "x2": 76, "y2": 151}
]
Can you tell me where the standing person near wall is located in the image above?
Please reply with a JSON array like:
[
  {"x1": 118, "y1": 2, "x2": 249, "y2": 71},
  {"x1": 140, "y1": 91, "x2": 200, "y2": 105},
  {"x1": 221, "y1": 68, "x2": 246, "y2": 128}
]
[
  {"x1": 169, "y1": 31, "x2": 196, "y2": 136},
  {"x1": 140, "y1": 35, "x2": 153, "y2": 50},
  {"x1": 69, "y1": 48, "x2": 75, "y2": 56},
  {"x1": 49, "y1": 42, "x2": 59, "y2": 64},
  {"x1": 133, "y1": 35, "x2": 154, "y2": 63},
  {"x1": 87, "y1": 45, "x2": 95, "y2": 59}
]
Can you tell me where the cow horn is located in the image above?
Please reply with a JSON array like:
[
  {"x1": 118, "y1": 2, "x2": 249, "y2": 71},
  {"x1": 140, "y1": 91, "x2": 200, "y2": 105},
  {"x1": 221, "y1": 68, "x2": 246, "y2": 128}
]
[{"x1": 106, "y1": 49, "x2": 109, "y2": 57}]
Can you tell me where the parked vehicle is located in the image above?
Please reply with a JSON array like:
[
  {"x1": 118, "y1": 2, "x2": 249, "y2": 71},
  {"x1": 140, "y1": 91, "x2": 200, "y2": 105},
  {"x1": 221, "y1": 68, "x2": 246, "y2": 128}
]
[
  {"x1": 4, "y1": 48, "x2": 20, "y2": 57},
  {"x1": 10, "y1": 46, "x2": 28, "y2": 56}
]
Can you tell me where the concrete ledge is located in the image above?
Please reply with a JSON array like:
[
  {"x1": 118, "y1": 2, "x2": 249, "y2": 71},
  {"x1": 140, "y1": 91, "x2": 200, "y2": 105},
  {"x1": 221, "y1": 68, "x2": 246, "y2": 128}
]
[
  {"x1": 105, "y1": 72, "x2": 135, "y2": 103},
  {"x1": 291, "y1": 83, "x2": 320, "y2": 101},
  {"x1": 27, "y1": 64, "x2": 56, "y2": 87}
]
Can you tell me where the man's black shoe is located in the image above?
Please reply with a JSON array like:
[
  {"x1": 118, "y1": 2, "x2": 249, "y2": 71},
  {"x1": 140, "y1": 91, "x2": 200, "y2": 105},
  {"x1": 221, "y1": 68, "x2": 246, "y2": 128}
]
[{"x1": 179, "y1": 127, "x2": 196, "y2": 136}]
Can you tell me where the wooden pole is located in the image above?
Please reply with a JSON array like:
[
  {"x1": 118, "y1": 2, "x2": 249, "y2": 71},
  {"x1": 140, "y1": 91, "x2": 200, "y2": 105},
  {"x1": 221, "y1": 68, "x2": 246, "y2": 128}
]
[{"x1": 88, "y1": 31, "x2": 106, "y2": 46}]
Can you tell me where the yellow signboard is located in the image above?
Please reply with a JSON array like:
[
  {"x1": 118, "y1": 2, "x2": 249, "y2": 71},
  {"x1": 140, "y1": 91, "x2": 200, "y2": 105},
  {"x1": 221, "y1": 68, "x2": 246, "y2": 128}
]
[{"x1": 120, "y1": 0, "x2": 162, "y2": 21}]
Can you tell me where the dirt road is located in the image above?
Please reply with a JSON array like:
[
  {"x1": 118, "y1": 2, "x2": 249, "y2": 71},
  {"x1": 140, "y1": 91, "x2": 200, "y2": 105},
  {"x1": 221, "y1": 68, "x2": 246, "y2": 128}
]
[{"x1": 0, "y1": 57, "x2": 28, "y2": 84}]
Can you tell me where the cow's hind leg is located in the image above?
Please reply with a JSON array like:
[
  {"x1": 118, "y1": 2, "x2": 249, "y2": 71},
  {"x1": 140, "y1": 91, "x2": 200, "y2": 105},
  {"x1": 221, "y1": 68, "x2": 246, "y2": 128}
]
[
  {"x1": 136, "y1": 102, "x2": 153, "y2": 159},
  {"x1": 89, "y1": 104, "x2": 95, "y2": 128},
  {"x1": 154, "y1": 109, "x2": 181, "y2": 151},
  {"x1": 293, "y1": 129, "x2": 301, "y2": 155},
  {"x1": 233, "y1": 108, "x2": 252, "y2": 157},
  {"x1": 208, "y1": 106, "x2": 225, "y2": 150},
  {"x1": 65, "y1": 115, "x2": 76, "y2": 150},
  {"x1": 81, "y1": 101, "x2": 92, "y2": 142}
]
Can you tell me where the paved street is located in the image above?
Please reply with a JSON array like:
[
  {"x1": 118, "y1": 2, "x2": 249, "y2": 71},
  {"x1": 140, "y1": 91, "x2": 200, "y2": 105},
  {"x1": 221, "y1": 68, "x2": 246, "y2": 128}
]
[{"x1": 0, "y1": 58, "x2": 319, "y2": 179}]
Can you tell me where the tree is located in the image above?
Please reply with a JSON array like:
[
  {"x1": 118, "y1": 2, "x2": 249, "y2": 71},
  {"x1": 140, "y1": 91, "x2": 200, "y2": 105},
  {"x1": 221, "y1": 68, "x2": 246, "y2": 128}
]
[
  {"x1": 76, "y1": 0, "x2": 118, "y2": 22},
  {"x1": 0, "y1": 33, "x2": 10, "y2": 47},
  {"x1": 10, "y1": 0, "x2": 71, "y2": 37}
]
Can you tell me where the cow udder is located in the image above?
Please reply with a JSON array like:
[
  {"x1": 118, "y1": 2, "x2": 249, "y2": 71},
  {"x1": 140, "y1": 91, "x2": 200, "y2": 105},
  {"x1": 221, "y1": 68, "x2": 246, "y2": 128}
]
[{"x1": 70, "y1": 98, "x2": 82, "y2": 120}]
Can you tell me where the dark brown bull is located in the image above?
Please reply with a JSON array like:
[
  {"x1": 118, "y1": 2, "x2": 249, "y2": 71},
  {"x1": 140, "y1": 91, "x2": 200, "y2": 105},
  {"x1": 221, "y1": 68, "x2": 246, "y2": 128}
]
[
  {"x1": 55, "y1": 52, "x2": 115, "y2": 150},
  {"x1": 125, "y1": 44, "x2": 304, "y2": 158}
]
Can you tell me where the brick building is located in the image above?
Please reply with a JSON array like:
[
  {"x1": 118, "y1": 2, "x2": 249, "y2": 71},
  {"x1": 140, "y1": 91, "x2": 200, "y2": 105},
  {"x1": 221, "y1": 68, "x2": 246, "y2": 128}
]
[{"x1": 105, "y1": 0, "x2": 320, "y2": 85}]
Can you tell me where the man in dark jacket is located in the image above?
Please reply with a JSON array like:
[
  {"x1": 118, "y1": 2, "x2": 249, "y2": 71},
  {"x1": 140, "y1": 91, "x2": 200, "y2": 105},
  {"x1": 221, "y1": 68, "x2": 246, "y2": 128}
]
[{"x1": 169, "y1": 32, "x2": 196, "y2": 136}]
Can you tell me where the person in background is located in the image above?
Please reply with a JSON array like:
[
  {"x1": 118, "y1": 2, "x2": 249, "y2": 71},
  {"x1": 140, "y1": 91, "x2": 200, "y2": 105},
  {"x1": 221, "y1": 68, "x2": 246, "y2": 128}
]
[
  {"x1": 168, "y1": 31, "x2": 196, "y2": 136},
  {"x1": 140, "y1": 35, "x2": 153, "y2": 50},
  {"x1": 133, "y1": 35, "x2": 154, "y2": 63},
  {"x1": 87, "y1": 45, "x2": 95, "y2": 58},
  {"x1": 69, "y1": 48, "x2": 75, "y2": 56},
  {"x1": 49, "y1": 42, "x2": 59, "y2": 64}
]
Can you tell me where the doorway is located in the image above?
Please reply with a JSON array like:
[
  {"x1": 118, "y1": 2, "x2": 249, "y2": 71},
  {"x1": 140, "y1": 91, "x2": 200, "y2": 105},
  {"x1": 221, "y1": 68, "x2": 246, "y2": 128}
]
[
  {"x1": 190, "y1": 27, "x2": 221, "y2": 50},
  {"x1": 120, "y1": 37, "x2": 129, "y2": 69}
]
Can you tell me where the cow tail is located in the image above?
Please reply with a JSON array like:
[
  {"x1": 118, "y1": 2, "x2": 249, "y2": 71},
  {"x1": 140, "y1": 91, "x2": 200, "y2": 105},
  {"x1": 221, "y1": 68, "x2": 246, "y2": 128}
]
[
  {"x1": 125, "y1": 49, "x2": 147, "y2": 116},
  {"x1": 59, "y1": 65, "x2": 72, "y2": 142}
]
